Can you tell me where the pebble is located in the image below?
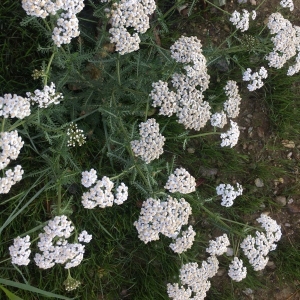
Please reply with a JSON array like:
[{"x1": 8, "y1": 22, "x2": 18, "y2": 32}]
[
  {"x1": 275, "y1": 196, "x2": 287, "y2": 206},
  {"x1": 282, "y1": 140, "x2": 295, "y2": 148},
  {"x1": 255, "y1": 178, "x2": 264, "y2": 187}
]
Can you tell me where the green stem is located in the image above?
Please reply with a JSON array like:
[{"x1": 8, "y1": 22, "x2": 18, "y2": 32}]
[
  {"x1": 166, "y1": 131, "x2": 220, "y2": 140},
  {"x1": 117, "y1": 54, "x2": 121, "y2": 86},
  {"x1": 204, "y1": 0, "x2": 231, "y2": 15},
  {"x1": 1, "y1": 118, "x2": 5, "y2": 132},
  {"x1": 110, "y1": 165, "x2": 135, "y2": 180},
  {"x1": 57, "y1": 181, "x2": 61, "y2": 215},
  {"x1": 43, "y1": 52, "x2": 55, "y2": 86}
]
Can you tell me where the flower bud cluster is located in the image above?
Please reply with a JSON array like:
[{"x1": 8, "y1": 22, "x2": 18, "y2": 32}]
[
  {"x1": 229, "y1": 10, "x2": 256, "y2": 32},
  {"x1": 108, "y1": 0, "x2": 156, "y2": 54},
  {"x1": 67, "y1": 122, "x2": 86, "y2": 147},
  {"x1": 150, "y1": 36, "x2": 211, "y2": 131},
  {"x1": 164, "y1": 167, "x2": 196, "y2": 194},
  {"x1": 131, "y1": 118, "x2": 165, "y2": 164},
  {"x1": 169, "y1": 225, "x2": 196, "y2": 254},
  {"x1": 223, "y1": 80, "x2": 242, "y2": 118},
  {"x1": 26, "y1": 82, "x2": 63, "y2": 108},
  {"x1": 167, "y1": 256, "x2": 219, "y2": 300},
  {"x1": 81, "y1": 172, "x2": 128, "y2": 209},
  {"x1": 228, "y1": 257, "x2": 247, "y2": 282},
  {"x1": 9, "y1": 235, "x2": 31, "y2": 266},
  {"x1": 216, "y1": 183, "x2": 243, "y2": 207},
  {"x1": 34, "y1": 215, "x2": 91, "y2": 269},
  {"x1": 240, "y1": 214, "x2": 281, "y2": 271},
  {"x1": 134, "y1": 196, "x2": 192, "y2": 244},
  {"x1": 63, "y1": 276, "x2": 81, "y2": 291},
  {"x1": 22, "y1": 0, "x2": 84, "y2": 47},
  {"x1": 280, "y1": 0, "x2": 294, "y2": 11},
  {"x1": 266, "y1": 13, "x2": 300, "y2": 72},
  {"x1": 243, "y1": 67, "x2": 268, "y2": 91},
  {"x1": 220, "y1": 120, "x2": 240, "y2": 148},
  {"x1": 0, "y1": 94, "x2": 31, "y2": 119}
]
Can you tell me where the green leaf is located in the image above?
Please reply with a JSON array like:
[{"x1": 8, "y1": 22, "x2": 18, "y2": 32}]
[
  {"x1": 0, "y1": 279, "x2": 73, "y2": 300},
  {"x1": 0, "y1": 285, "x2": 23, "y2": 300}
]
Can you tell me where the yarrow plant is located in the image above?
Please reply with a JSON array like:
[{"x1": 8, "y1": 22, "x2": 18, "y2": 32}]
[{"x1": 2, "y1": 0, "x2": 297, "y2": 298}]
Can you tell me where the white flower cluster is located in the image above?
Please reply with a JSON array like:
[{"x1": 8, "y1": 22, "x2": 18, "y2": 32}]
[
  {"x1": 27, "y1": 82, "x2": 63, "y2": 108},
  {"x1": 131, "y1": 118, "x2": 165, "y2": 164},
  {"x1": 216, "y1": 183, "x2": 243, "y2": 207},
  {"x1": 220, "y1": 120, "x2": 240, "y2": 148},
  {"x1": 81, "y1": 174, "x2": 128, "y2": 209},
  {"x1": 0, "y1": 130, "x2": 24, "y2": 194},
  {"x1": 78, "y1": 230, "x2": 93, "y2": 243},
  {"x1": 22, "y1": 0, "x2": 84, "y2": 47},
  {"x1": 150, "y1": 81, "x2": 178, "y2": 117},
  {"x1": 0, "y1": 165, "x2": 24, "y2": 194},
  {"x1": 134, "y1": 196, "x2": 192, "y2": 244},
  {"x1": 169, "y1": 225, "x2": 196, "y2": 254},
  {"x1": 280, "y1": 0, "x2": 294, "y2": 11},
  {"x1": 167, "y1": 256, "x2": 219, "y2": 300},
  {"x1": 150, "y1": 36, "x2": 211, "y2": 131},
  {"x1": 164, "y1": 167, "x2": 196, "y2": 194},
  {"x1": 266, "y1": 13, "x2": 300, "y2": 73},
  {"x1": 67, "y1": 122, "x2": 86, "y2": 147},
  {"x1": 9, "y1": 235, "x2": 31, "y2": 266},
  {"x1": 206, "y1": 234, "x2": 230, "y2": 256},
  {"x1": 0, "y1": 130, "x2": 24, "y2": 170},
  {"x1": 229, "y1": 10, "x2": 249, "y2": 32},
  {"x1": 0, "y1": 94, "x2": 31, "y2": 119},
  {"x1": 228, "y1": 257, "x2": 247, "y2": 282},
  {"x1": 34, "y1": 215, "x2": 91, "y2": 269},
  {"x1": 108, "y1": 0, "x2": 156, "y2": 54},
  {"x1": 81, "y1": 169, "x2": 97, "y2": 188},
  {"x1": 210, "y1": 111, "x2": 227, "y2": 128},
  {"x1": 223, "y1": 80, "x2": 242, "y2": 119},
  {"x1": 240, "y1": 214, "x2": 281, "y2": 271},
  {"x1": 243, "y1": 67, "x2": 268, "y2": 91}
]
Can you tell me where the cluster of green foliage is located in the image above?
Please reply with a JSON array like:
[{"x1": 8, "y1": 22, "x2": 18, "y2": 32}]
[{"x1": 1, "y1": 0, "x2": 300, "y2": 299}]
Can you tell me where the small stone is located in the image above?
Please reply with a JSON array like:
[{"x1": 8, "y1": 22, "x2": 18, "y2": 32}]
[
  {"x1": 267, "y1": 261, "x2": 276, "y2": 269},
  {"x1": 217, "y1": 268, "x2": 226, "y2": 276},
  {"x1": 250, "y1": 0, "x2": 256, "y2": 4},
  {"x1": 255, "y1": 178, "x2": 264, "y2": 187},
  {"x1": 187, "y1": 147, "x2": 195, "y2": 154},
  {"x1": 282, "y1": 140, "x2": 295, "y2": 148},
  {"x1": 288, "y1": 203, "x2": 300, "y2": 213},
  {"x1": 226, "y1": 247, "x2": 234, "y2": 256},
  {"x1": 257, "y1": 126, "x2": 264, "y2": 138},
  {"x1": 275, "y1": 196, "x2": 287, "y2": 206}
]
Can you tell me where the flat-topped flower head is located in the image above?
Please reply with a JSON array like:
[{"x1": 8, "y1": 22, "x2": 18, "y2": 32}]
[
  {"x1": 131, "y1": 118, "x2": 165, "y2": 164},
  {"x1": 9, "y1": 235, "x2": 31, "y2": 266},
  {"x1": 206, "y1": 234, "x2": 230, "y2": 256},
  {"x1": 216, "y1": 183, "x2": 243, "y2": 207},
  {"x1": 165, "y1": 167, "x2": 196, "y2": 194},
  {"x1": 228, "y1": 257, "x2": 247, "y2": 282},
  {"x1": 220, "y1": 120, "x2": 240, "y2": 148},
  {"x1": 81, "y1": 169, "x2": 97, "y2": 188},
  {"x1": 229, "y1": 10, "x2": 250, "y2": 32}
]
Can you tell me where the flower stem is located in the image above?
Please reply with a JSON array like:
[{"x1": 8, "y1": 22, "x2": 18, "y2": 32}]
[{"x1": 204, "y1": 0, "x2": 231, "y2": 15}]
